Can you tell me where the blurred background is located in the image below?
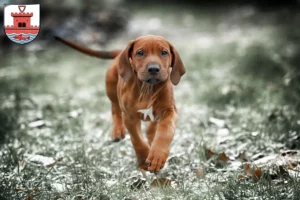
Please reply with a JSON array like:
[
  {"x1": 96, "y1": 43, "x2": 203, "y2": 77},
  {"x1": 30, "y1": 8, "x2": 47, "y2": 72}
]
[
  {"x1": 1, "y1": 0, "x2": 300, "y2": 49},
  {"x1": 1, "y1": 0, "x2": 300, "y2": 199}
]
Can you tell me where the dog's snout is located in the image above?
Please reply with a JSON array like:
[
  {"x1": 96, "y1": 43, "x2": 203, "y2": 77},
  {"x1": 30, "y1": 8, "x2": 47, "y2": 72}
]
[{"x1": 147, "y1": 64, "x2": 160, "y2": 75}]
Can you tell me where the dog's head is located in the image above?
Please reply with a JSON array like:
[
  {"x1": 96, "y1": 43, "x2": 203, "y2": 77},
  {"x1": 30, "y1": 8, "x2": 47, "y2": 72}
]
[{"x1": 119, "y1": 35, "x2": 186, "y2": 85}]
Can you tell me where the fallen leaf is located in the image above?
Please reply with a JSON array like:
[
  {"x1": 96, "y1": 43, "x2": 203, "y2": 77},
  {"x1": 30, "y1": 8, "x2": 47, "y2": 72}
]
[
  {"x1": 45, "y1": 157, "x2": 63, "y2": 168},
  {"x1": 205, "y1": 149, "x2": 216, "y2": 160},
  {"x1": 251, "y1": 153, "x2": 265, "y2": 161},
  {"x1": 244, "y1": 163, "x2": 252, "y2": 177},
  {"x1": 229, "y1": 160, "x2": 243, "y2": 170},
  {"x1": 195, "y1": 168, "x2": 205, "y2": 179},
  {"x1": 27, "y1": 154, "x2": 63, "y2": 168},
  {"x1": 242, "y1": 151, "x2": 300, "y2": 181},
  {"x1": 243, "y1": 163, "x2": 262, "y2": 180},
  {"x1": 237, "y1": 174, "x2": 246, "y2": 180},
  {"x1": 254, "y1": 168, "x2": 262, "y2": 180},
  {"x1": 209, "y1": 117, "x2": 226, "y2": 128},
  {"x1": 236, "y1": 151, "x2": 248, "y2": 162},
  {"x1": 25, "y1": 196, "x2": 33, "y2": 200},
  {"x1": 281, "y1": 151, "x2": 297, "y2": 157},
  {"x1": 217, "y1": 128, "x2": 229, "y2": 136},
  {"x1": 56, "y1": 157, "x2": 63, "y2": 162},
  {"x1": 52, "y1": 183, "x2": 66, "y2": 192},
  {"x1": 28, "y1": 120, "x2": 45, "y2": 128},
  {"x1": 68, "y1": 109, "x2": 82, "y2": 118},
  {"x1": 151, "y1": 178, "x2": 176, "y2": 188},
  {"x1": 253, "y1": 154, "x2": 277, "y2": 166},
  {"x1": 15, "y1": 188, "x2": 25, "y2": 191},
  {"x1": 19, "y1": 160, "x2": 26, "y2": 171},
  {"x1": 218, "y1": 153, "x2": 230, "y2": 163},
  {"x1": 287, "y1": 162, "x2": 296, "y2": 169}
]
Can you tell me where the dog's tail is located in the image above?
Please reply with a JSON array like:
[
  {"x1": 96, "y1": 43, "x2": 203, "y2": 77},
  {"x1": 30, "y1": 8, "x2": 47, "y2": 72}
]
[{"x1": 54, "y1": 36, "x2": 121, "y2": 59}]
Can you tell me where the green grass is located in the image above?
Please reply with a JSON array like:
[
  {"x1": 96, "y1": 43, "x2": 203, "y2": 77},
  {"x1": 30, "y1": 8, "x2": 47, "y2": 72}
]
[{"x1": 1, "y1": 5, "x2": 300, "y2": 200}]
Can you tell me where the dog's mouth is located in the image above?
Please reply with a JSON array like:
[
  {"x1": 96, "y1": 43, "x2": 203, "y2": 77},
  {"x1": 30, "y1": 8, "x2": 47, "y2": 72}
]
[{"x1": 146, "y1": 78, "x2": 160, "y2": 84}]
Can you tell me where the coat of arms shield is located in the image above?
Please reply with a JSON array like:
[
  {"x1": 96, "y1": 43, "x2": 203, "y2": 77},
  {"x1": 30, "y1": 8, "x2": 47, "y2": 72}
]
[{"x1": 4, "y1": 4, "x2": 40, "y2": 44}]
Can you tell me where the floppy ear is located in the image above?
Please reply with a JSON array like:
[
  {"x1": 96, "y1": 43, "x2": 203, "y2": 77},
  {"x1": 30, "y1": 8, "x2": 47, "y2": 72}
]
[
  {"x1": 119, "y1": 40, "x2": 135, "y2": 82},
  {"x1": 169, "y1": 43, "x2": 186, "y2": 85}
]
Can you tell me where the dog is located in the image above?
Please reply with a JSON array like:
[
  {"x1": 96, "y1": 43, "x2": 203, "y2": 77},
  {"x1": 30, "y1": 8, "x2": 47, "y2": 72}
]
[{"x1": 55, "y1": 35, "x2": 186, "y2": 173}]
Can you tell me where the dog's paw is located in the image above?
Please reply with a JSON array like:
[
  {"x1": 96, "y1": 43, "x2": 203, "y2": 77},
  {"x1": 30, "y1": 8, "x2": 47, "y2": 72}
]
[
  {"x1": 145, "y1": 147, "x2": 169, "y2": 173},
  {"x1": 135, "y1": 144, "x2": 150, "y2": 170},
  {"x1": 111, "y1": 126, "x2": 126, "y2": 142},
  {"x1": 138, "y1": 158, "x2": 149, "y2": 170}
]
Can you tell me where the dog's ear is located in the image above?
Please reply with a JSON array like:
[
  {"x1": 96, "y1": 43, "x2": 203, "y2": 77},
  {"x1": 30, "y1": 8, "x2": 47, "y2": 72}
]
[
  {"x1": 169, "y1": 43, "x2": 186, "y2": 85},
  {"x1": 119, "y1": 40, "x2": 135, "y2": 82}
]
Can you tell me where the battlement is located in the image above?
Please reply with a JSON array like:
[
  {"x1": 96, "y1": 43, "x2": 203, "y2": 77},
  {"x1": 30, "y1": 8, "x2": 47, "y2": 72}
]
[{"x1": 11, "y1": 12, "x2": 33, "y2": 17}]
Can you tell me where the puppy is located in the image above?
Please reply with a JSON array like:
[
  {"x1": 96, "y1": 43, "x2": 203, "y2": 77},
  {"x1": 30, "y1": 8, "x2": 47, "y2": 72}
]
[{"x1": 55, "y1": 35, "x2": 185, "y2": 172}]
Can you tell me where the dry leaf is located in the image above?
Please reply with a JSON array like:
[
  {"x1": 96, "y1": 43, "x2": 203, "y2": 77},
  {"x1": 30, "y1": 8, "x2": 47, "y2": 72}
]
[
  {"x1": 56, "y1": 157, "x2": 63, "y2": 162},
  {"x1": 243, "y1": 163, "x2": 262, "y2": 180},
  {"x1": 15, "y1": 188, "x2": 25, "y2": 191},
  {"x1": 281, "y1": 151, "x2": 297, "y2": 157},
  {"x1": 151, "y1": 178, "x2": 176, "y2": 188},
  {"x1": 195, "y1": 168, "x2": 205, "y2": 178},
  {"x1": 28, "y1": 120, "x2": 45, "y2": 128},
  {"x1": 237, "y1": 174, "x2": 246, "y2": 180},
  {"x1": 19, "y1": 160, "x2": 26, "y2": 171},
  {"x1": 236, "y1": 151, "x2": 248, "y2": 162},
  {"x1": 68, "y1": 109, "x2": 82, "y2": 118},
  {"x1": 45, "y1": 157, "x2": 63, "y2": 168},
  {"x1": 25, "y1": 196, "x2": 33, "y2": 200},
  {"x1": 244, "y1": 163, "x2": 252, "y2": 177},
  {"x1": 209, "y1": 117, "x2": 226, "y2": 128},
  {"x1": 287, "y1": 162, "x2": 296, "y2": 169},
  {"x1": 254, "y1": 168, "x2": 262, "y2": 180},
  {"x1": 253, "y1": 154, "x2": 277, "y2": 165},
  {"x1": 217, "y1": 128, "x2": 229, "y2": 136},
  {"x1": 205, "y1": 149, "x2": 216, "y2": 160},
  {"x1": 218, "y1": 153, "x2": 229, "y2": 163},
  {"x1": 27, "y1": 154, "x2": 63, "y2": 168}
]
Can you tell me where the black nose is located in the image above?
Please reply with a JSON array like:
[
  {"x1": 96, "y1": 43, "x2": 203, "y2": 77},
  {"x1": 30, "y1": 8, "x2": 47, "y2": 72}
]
[{"x1": 147, "y1": 64, "x2": 160, "y2": 75}]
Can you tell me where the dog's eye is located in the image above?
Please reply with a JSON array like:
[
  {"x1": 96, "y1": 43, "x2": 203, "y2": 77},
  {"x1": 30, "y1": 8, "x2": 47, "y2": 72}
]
[
  {"x1": 161, "y1": 50, "x2": 168, "y2": 56},
  {"x1": 136, "y1": 50, "x2": 144, "y2": 56}
]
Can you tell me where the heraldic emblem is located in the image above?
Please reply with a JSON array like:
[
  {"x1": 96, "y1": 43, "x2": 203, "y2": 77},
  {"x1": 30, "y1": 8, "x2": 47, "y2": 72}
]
[{"x1": 4, "y1": 4, "x2": 40, "y2": 44}]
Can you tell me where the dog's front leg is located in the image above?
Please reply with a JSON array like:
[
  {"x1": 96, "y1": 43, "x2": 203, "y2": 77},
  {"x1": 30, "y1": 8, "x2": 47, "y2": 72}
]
[
  {"x1": 123, "y1": 114, "x2": 150, "y2": 170},
  {"x1": 146, "y1": 109, "x2": 178, "y2": 172}
]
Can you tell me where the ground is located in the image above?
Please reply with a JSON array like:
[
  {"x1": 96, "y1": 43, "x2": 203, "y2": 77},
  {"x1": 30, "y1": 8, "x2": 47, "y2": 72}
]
[{"x1": 0, "y1": 4, "x2": 300, "y2": 200}]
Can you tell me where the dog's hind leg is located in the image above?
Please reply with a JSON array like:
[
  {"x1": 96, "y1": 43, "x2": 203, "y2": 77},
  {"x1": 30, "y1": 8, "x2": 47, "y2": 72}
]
[{"x1": 105, "y1": 65, "x2": 126, "y2": 141}]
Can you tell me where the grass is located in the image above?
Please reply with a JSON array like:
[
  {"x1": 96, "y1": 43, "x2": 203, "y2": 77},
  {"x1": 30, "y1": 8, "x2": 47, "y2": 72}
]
[{"x1": 1, "y1": 4, "x2": 300, "y2": 200}]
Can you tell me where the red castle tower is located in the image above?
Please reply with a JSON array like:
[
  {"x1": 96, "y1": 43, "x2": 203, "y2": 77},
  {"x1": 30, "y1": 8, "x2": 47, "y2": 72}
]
[{"x1": 5, "y1": 5, "x2": 39, "y2": 34}]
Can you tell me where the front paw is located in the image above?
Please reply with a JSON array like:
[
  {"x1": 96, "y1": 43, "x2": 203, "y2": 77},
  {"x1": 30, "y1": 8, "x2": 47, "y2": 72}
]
[{"x1": 145, "y1": 146, "x2": 169, "y2": 173}]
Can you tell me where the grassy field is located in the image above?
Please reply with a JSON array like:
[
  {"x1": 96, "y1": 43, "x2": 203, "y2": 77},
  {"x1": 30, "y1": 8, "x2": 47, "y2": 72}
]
[{"x1": 1, "y1": 4, "x2": 300, "y2": 200}]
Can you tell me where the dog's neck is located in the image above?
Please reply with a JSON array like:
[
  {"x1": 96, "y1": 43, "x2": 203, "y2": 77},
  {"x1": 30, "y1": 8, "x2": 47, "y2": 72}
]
[
  {"x1": 135, "y1": 77, "x2": 170, "y2": 103},
  {"x1": 120, "y1": 74, "x2": 173, "y2": 104}
]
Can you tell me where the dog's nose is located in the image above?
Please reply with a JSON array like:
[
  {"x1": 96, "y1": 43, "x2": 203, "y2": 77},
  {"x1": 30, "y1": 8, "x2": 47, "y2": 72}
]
[{"x1": 147, "y1": 64, "x2": 160, "y2": 75}]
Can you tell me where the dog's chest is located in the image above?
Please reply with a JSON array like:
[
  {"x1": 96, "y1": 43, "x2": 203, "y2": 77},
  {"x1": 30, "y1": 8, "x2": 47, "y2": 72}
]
[{"x1": 120, "y1": 95, "x2": 156, "y2": 122}]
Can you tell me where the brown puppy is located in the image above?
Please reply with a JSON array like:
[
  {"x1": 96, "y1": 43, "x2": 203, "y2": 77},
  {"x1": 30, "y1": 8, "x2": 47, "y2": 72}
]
[{"x1": 55, "y1": 35, "x2": 186, "y2": 172}]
